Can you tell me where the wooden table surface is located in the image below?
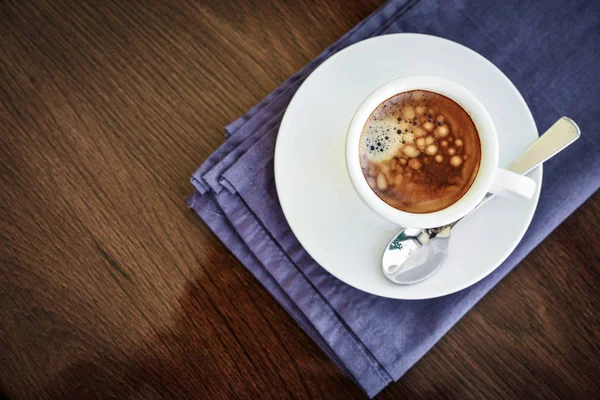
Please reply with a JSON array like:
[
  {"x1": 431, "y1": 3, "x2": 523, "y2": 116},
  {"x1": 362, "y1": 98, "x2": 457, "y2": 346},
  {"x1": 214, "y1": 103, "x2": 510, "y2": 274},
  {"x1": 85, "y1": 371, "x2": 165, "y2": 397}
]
[{"x1": 1, "y1": 1, "x2": 599, "y2": 398}]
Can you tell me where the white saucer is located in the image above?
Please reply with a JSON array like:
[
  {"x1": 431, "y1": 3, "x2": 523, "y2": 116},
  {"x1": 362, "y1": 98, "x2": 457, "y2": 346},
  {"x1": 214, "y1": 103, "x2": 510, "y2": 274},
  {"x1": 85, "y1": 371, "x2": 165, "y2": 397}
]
[{"x1": 274, "y1": 34, "x2": 541, "y2": 299}]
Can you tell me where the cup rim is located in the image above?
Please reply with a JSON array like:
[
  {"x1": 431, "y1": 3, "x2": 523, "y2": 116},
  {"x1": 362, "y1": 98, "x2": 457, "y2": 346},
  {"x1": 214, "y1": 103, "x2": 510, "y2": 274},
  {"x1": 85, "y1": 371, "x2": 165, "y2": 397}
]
[{"x1": 345, "y1": 75, "x2": 499, "y2": 228}]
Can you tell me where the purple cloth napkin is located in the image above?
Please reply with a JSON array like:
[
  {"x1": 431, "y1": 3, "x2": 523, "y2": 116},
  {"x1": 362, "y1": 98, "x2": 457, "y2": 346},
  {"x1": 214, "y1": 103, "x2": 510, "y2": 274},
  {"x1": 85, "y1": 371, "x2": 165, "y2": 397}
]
[{"x1": 188, "y1": 0, "x2": 600, "y2": 396}]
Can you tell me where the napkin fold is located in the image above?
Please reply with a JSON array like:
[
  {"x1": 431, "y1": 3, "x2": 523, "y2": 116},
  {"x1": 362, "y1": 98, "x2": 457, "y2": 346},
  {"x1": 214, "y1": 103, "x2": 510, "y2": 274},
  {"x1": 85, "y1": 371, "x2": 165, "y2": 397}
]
[{"x1": 188, "y1": 0, "x2": 600, "y2": 396}]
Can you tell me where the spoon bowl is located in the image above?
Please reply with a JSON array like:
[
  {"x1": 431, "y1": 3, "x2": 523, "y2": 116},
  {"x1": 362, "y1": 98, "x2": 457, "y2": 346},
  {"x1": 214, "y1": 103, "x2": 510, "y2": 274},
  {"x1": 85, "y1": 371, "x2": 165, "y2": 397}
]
[{"x1": 382, "y1": 226, "x2": 451, "y2": 284}]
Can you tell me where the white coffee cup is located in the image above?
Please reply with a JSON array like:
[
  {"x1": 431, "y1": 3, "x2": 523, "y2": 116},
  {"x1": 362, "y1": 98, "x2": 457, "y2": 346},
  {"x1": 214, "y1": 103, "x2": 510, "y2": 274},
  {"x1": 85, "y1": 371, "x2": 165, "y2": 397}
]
[{"x1": 345, "y1": 75, "x2": 536, "y2": 229}]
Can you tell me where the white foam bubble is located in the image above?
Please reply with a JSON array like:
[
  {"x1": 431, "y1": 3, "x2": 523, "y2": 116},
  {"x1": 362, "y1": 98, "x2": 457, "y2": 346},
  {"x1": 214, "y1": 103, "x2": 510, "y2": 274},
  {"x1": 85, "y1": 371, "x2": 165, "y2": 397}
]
[
  {"x1": 402, "y1": 144, "x2": 420, "y2": 158},
  {"x1": 401, "y1": 106, "x2": 415, "y2": 120},
  {"x1": 413, "y1": 127, "x2": 427, "y2": 137},
  {"x1": 450, "y1": 155, "x2": 463, "y2": 167},
  {"x1": 376, "y1": 172, "x2": 388, "y2": 190},
  {"x1": 434, "y1": 125, "x2": 449, "y2": 138},
  {"x1": 426, "y1": 144, "x2": 439, "y2": 156}
]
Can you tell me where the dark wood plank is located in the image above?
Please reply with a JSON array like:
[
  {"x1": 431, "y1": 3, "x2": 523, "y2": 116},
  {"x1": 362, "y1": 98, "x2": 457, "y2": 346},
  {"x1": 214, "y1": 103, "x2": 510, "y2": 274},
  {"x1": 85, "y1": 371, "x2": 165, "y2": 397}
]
[{"x1": 0, "y1": 0, "x2": 598, "y2": 399}]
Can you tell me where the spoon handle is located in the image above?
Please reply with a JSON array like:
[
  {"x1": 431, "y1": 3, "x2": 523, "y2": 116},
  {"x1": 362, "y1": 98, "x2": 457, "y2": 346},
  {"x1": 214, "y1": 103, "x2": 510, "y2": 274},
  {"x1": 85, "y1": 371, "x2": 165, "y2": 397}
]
[{"x1": 507, "y1": 117, "x2": 580, "y2": 175}]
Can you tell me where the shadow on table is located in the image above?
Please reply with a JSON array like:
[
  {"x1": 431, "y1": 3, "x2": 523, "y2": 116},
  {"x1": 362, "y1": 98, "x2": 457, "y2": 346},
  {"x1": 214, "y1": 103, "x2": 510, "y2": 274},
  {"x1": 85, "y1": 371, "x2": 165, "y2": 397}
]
[{"x1": 40, "y1": 279, "x2": 241, "y2": 399}]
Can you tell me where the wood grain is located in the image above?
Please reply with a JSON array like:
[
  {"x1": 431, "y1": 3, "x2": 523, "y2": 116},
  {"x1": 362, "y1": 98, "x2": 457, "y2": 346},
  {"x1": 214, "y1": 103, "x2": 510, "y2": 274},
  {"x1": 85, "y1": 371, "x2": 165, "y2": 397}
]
[{"x1": 0, "y1": 0, "x2": 598, "y2": 398}]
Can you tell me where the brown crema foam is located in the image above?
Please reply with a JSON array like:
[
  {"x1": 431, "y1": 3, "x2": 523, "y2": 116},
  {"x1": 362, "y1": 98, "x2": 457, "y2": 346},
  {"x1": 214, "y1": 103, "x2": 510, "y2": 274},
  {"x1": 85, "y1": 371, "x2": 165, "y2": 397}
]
[{"x1": 359, "y1": 90, "x2": 481, "y2": 213}]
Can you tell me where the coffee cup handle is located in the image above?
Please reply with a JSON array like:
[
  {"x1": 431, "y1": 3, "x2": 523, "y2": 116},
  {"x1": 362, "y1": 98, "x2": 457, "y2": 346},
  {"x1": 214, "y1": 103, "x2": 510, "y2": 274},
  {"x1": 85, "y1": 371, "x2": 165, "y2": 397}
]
[{"x1": 489, "y1": 168, "x2": 536, "y2": 199}]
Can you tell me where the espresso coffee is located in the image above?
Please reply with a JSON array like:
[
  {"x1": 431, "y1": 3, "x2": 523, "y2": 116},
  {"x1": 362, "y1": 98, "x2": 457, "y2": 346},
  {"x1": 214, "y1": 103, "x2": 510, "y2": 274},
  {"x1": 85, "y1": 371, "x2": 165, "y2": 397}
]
[{"x1": 358, "y1": 90, "x2": 481, "y2": 213}]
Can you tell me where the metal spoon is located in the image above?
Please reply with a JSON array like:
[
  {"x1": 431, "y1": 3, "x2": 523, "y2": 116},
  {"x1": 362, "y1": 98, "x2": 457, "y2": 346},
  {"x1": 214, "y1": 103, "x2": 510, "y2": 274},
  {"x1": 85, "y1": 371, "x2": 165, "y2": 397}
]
[{"x1": 382, "y1": 117, "x2": 581, "y2": 285}]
